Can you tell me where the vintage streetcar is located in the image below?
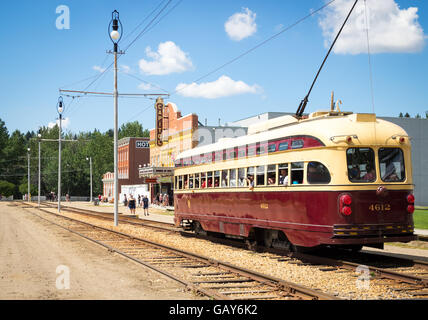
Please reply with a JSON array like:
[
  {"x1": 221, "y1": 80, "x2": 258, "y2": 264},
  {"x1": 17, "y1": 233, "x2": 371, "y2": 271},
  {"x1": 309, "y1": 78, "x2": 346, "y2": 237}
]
[{"x1": 173, "y1": 110, "x2": 417, "y2": 251}]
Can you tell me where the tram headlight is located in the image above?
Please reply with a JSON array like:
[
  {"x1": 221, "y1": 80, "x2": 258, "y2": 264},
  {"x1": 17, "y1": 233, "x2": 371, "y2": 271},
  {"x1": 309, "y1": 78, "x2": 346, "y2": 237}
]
[
  {"x1": 407, "y1": 205, "x2": 415, "y2": 214},
  {"x1": 406, "y1": 194, "x2": 415, "y2": 204}
]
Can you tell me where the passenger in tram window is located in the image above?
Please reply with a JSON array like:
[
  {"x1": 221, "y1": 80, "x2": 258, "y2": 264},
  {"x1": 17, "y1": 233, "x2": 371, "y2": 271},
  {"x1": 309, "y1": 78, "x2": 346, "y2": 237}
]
[
  {"x1": 349, "y1": 165, "x2": 361, "y2": 180},
  {"x1": 267, "y1": 165, "x2": 276, "y2": 185},
  {"x1": 279, "y1": 169, "x2": 289, "y2": 186},
  {"x1": 208, "y1": 178, "x2": 213, "y2": 188},
  {"x1": 363, "y1": 164, "x2": 376, "y2": 181},
  {"x1": 238, "y1": 168, "x2": 246, "y2": 187},
  {"x1": 201, "y1": 179, "x2": 206, "y2": 188},
  {"x1": 214, "y1": 178, "x2": 219, "y2": 187},
  {"x1": 247, "y1": 174, "x2": 255, "y2": 190}
]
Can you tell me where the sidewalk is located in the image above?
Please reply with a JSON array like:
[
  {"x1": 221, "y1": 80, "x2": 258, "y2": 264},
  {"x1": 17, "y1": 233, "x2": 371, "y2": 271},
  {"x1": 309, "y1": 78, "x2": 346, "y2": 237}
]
[{"x1": 60, "y1": 201, "x2": 175, "y2": 224}]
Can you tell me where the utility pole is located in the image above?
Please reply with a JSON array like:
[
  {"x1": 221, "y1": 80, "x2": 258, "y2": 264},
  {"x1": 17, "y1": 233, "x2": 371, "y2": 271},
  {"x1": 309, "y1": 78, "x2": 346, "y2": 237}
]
[
  {"x1": 38, "y1": 134, "x2": 41, "y2": 208},
  {"x1": 109, "y1": 10, "x2": 123, "y2": 227},
  {"x1": 57, "y1": 97, "x2": 64, "y2": 213},
  {"x1": 87, "y1": 157, "x2": 93, "y2": 202},
  {"x1": 27, "y1": 148, "x2": 30, "y2": 202}
]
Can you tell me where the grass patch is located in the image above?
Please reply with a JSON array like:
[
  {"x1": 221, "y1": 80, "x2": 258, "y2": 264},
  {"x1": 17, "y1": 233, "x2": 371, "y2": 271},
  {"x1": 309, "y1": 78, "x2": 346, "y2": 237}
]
[{"x1": 414, "y1": 209, "x2": 428, "y2": 230}]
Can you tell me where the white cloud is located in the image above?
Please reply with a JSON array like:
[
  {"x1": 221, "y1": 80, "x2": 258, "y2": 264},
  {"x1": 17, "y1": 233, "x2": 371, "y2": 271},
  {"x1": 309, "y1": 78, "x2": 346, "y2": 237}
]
[
  {"x1": 120, "y1": 65, "x2": 131, "y2": 74},
  {"x1": 48, "y1": 117, "x2": 70, "y2": 129},
  {"x1": 92, "y1": 65, "x2": 106, "y2": 73},
  {"x1": 319, "y1": 0, "x2": 425, "y2": 54},
  {"x1": 138, "y1": 41, "x2": 193, "y2": 75},
  {"x1": 225, "y1": 8, "x2": 257, "y2": 41},
  {"x1": 138, "y1": 83, "x2": 156, "y2": 91},
  {"x1": 175, "y1": 75, "x2": 262, "y2": 99}
]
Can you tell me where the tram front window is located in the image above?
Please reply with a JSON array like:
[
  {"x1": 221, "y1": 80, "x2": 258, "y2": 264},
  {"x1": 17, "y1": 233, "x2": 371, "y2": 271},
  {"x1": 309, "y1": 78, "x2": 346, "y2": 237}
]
[
  {"x1": 347, "y1": 148, "x2": 376, "y2": 182},
  {"x1": 379, "y1": 148, "x2": 405, "y2": 182}
]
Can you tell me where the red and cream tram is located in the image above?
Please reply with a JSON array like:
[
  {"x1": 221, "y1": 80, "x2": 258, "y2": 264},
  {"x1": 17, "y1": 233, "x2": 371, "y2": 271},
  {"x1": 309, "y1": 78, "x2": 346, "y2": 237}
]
[{"x1": 173, "y1": 110, "x2": 417, "y2": 251}]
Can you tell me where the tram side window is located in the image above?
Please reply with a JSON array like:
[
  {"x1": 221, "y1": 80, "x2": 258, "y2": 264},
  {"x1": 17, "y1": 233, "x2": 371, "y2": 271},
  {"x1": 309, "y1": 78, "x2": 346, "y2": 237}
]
[
  {"x1": 267, "y1": 165, "x2": 277, "y2": 185},
  {"x1": 256, "y1": 165, "x2": 265, "y2": 186},
  {"x1": 184, "y1": 174, "x2": 189, "y2": 189},
  {"x1": 379, "y1": 148, "x2": 405, "y2": 182},
  {"x1": 278, "y1": 142, "x2": 289, "y2": 151},
  {"x1": 278, "y1": 164, "x2": 289, "y2": 186},
  {"x1": 238, "y1": 168, "x2": 246, "y2": 187},
  {"x1": 189, "y1": 174, "x2": 194, "y2": 189},
  {"x1": 247, "y1": 167, "x2": 255, "y2": 188},
  {"x1": 214, "y1": 171, "x2": 220, "y2": 187},
  {"x1": 221, "y1": 170, "x2": 229, "y2": 187},
  {"x1": 268, "y1": 144, "x2": 277, "y2": 153},
  {"x1": 195, "y1": 173, "x2": 200, "y2": 189},
  {"x1": 291, "y1": 140, "x2": 304, "y2": 149},
  {"x1": 291, "y1": 162, "x2": 304, "y2": 185},
  {"x1": 347, "y1": 148, "x2": 376, "y2": 182},
  {"x1": 307, "y1": 162, "x2": 331, "y2": 184},
  {"x1": 201, "y1": 172, "x2": 207, "y2": 188},
  {"x1": 230, "y1": 169, "x2": 237, "y2": 187},
  {"x1": 207, "y1": 171, "x2": 213, "y2": 188},
  {"x1": 178, "y1": 176, "x2": 183, "y2": 189}
]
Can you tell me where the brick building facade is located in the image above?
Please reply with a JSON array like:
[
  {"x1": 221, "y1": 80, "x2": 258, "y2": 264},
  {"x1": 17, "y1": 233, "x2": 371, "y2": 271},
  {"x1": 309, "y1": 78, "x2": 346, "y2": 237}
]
[{"x1": 102, "y1": 137, "x2": 150, "y2": 201}]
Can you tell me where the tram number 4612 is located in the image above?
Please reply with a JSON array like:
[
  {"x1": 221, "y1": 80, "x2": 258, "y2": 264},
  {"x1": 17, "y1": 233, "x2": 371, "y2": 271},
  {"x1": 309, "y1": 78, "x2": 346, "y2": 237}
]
[{"x1": 368, "y1": 203, "x2": 391, "y2": 212}]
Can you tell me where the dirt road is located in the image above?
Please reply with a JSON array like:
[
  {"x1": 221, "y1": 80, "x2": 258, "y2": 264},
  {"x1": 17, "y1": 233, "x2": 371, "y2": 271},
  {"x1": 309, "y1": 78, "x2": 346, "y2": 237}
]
[{"x1": 0, "y1": 203, "x2": 196, "y2": 300}]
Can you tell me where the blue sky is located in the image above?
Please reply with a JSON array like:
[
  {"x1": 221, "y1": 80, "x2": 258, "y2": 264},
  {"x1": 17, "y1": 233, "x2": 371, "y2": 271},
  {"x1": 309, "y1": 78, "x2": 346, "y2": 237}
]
[{"x1": 1, "y1": 0, "x2": 427, "y2": 135}]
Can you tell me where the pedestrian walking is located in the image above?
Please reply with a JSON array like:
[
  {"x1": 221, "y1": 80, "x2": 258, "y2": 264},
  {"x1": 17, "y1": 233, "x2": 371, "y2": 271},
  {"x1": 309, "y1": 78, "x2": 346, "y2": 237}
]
[
  {"x1": 143, "y1": 195, "x2": 149, "y2": 216},
  {"x1": 128, "y1": 194, "x2": 136, "y2": 215}
]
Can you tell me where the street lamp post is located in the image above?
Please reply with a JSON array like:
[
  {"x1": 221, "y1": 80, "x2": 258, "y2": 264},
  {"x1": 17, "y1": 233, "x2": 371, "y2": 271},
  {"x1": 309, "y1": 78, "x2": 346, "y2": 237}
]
[
  {"x1": 38, "y1": 134, "x2": 41, "y2": 208},
  {"x1": 86, "y1": 157, "x2": 92, "y2": 203},
  {"x1": 109, "y1": 10, "x2": 123, "y2": 226},
  {"x1": 27, "y1": 147, "x2": 30, "y2": 202},
  {"x1": 57, "y1": 97, "x2": 64, "y2": 213}
]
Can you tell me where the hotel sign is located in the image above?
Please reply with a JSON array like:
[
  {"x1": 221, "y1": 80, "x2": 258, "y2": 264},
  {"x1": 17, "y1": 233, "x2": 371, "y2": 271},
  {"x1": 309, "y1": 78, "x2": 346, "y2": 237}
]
[
  {"x1": 155, "y1": 97, "x2": 164, "y2": 147},
  {"x1": 136, "y1": 140, "x2": 149, "y2": 148}
]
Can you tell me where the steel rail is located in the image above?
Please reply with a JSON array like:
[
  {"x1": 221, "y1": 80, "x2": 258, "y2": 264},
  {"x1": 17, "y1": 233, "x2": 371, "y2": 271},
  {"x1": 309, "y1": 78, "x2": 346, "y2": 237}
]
[
  {"x1": 20, "y1": 203, "x2": 337, "y2": 300},
  {"x1": 24, "y1": 202, "x2": 428, "y2": 291}
]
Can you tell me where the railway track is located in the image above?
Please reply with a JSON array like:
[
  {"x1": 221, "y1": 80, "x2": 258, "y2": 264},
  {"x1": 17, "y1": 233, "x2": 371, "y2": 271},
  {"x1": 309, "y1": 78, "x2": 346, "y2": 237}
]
[
  {"x1": 18, "y1": 202, "x2": 337, "y2": 300},
  {"x1": 19, "y1": 201, "x2": 428, "y2": 299}
]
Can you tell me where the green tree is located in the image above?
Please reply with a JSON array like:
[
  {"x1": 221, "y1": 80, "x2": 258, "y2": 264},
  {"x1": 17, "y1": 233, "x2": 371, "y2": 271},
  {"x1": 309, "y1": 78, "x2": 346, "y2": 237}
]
[
  {"x1": 118, "y1": 121, "x2": 149, "y2": 139},
  {"x1": 404, "y1": 113, "x2": 410, "y2": 118},
  {"x1": 18, "y1": 181, "x2": 37, "y2": 196},
  {"x1": 399, "y1": 112, "x2": 404, "y2": 118},
  {"x1": 0, "y1": 180, "x2": 15, "y2": 197}
]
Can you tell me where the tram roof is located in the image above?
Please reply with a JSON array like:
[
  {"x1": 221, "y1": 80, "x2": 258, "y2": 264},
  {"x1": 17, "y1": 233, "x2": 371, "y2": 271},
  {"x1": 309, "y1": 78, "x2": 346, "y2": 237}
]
[{"x1": 175, "y1": 110, "x2": 410, "y2": 161}]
